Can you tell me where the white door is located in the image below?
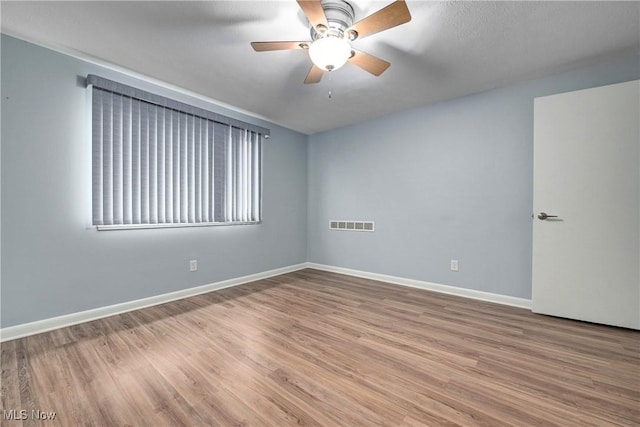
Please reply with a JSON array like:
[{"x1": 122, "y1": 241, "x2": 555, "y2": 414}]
[{"x1": 532, "y1": 80, "x2": 639, "y2": 330}]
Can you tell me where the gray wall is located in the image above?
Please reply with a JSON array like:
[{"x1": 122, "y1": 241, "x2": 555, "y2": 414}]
[
  {"x1": 1, "y1": 35, "x2": 308, "y2": 327},
  {"x1": 308, "y1": 54, "x2": 640, "y2": 299}
]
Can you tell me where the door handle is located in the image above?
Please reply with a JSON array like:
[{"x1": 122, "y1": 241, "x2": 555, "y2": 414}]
[{"x1": 537, "y1": 212, "x2": 558, "y2": 220}]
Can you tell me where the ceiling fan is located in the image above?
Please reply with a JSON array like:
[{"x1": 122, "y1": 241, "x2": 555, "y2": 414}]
[{"x1": 251, "y1": 0, "x2": 412, "y2": 84}]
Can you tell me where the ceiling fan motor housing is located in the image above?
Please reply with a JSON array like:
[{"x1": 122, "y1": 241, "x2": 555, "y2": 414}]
[{"x1": 310, "y1": 0, "x2": 356, "y2": 41}]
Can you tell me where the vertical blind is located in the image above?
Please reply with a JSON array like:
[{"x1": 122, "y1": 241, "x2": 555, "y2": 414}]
[{"x1": 88, "y1": 75, "x2": 268, "y2": 228}]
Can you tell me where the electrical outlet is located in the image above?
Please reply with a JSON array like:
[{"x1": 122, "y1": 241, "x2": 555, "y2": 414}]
[
  {"x1": 189, "y1": 259, "x2": 198, "y2": 272},
  {"x1": 450, "y1": 259, "x2": 459, "y2": 272}
]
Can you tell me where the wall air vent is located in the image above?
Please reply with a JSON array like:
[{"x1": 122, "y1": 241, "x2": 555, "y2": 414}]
[{"x1": 329, "y1": 220, "x2": 375, "y2": 232}]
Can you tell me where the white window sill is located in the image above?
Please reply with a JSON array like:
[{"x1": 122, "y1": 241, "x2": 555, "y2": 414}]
[{"x1": 96, "y1": 221, "x2": 262, "y2": 231}]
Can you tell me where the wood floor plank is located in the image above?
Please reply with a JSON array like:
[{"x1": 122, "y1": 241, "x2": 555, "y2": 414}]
[
  {"x1": 1, "y1": 268, "x2": 638, "y2": 426},
  {"x1": 1, "y1": 340, "x2": 23, "y2": 426}
]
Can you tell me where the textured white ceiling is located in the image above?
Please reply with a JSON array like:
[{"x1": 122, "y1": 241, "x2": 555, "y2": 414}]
[{"x1": 2, "y1": 1, "x2": 639, "y2": 134}]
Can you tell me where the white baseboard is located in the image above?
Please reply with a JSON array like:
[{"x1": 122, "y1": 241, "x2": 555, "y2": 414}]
[
  {"x1": 0, "y1": 263, "x2": 308, "y2": 342},
  {"x1": 306, "y1": 263, "x2": 532, "y2": 309},
  {"x1": 1, "y1": 262, "x2": 531, "y2": 342}
]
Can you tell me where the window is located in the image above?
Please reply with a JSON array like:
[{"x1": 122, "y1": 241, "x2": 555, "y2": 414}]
[{"x1": 88, "y1": 75, "x2": 269, "y2": 229}]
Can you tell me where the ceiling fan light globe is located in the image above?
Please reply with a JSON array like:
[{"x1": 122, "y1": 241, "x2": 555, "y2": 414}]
[{"x1": 309, "y1": 36, "x2": 351, "y2": 72}]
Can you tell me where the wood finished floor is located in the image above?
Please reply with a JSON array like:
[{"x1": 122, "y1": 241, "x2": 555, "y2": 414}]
[{"x1": 1, "y1": 268, "x2": 638, "y2": 426}]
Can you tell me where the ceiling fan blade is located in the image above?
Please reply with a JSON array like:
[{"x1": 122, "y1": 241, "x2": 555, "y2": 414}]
[
  {"x1": 346, "y1": 1, "x2": 411, "y2": 40},
  {"x1": 251, "y1": 41, "x2": 309, "y2": 51},
  {"x1": 304, "y1": 65, "x2": 324, "y2": 84},
  {"x1": 297, "y1": 0, "x2": 329, "y2": 32},
  {"x1": 348, "y1": 49, "x2": 391, "y2": 76}
]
